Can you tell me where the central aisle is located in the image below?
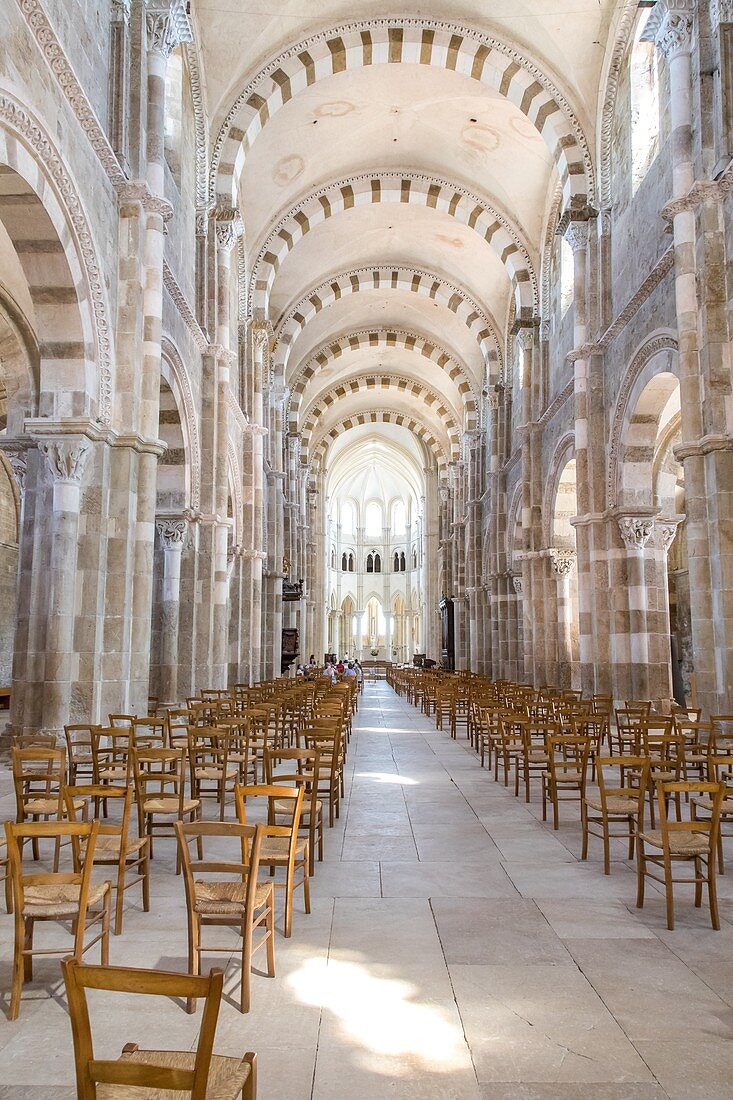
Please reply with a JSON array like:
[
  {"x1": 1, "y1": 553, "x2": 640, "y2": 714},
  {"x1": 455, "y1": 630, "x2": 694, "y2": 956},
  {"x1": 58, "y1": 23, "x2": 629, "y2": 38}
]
[{"x1": 233, "y1": 681, "x2": 729, "y2": 1100}]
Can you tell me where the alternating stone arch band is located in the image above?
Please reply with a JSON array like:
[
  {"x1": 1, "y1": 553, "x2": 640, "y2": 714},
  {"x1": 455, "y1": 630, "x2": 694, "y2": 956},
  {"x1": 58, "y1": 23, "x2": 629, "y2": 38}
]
[
  {"x1": 211, "y1": 19, "x2": 594, "y2": 209},
  {"x1": 249, "y1": 172, "x2": 538, "y2": 317}
]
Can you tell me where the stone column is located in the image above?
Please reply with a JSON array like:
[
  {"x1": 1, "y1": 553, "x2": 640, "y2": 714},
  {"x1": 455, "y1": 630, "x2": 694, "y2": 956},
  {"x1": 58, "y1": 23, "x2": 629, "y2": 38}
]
[
  {"x1": 155, "y1": 516, "x2": 187, "y2": 703},
  {"x1": 109, "y1": 0, "x2": 132, "y2": 175},
  {"x1": 34, "y1": 436, "x2": 92, "y2": 734},
  {"x1": 550, "y1": 548, "x2": 577, "y2": 688}
]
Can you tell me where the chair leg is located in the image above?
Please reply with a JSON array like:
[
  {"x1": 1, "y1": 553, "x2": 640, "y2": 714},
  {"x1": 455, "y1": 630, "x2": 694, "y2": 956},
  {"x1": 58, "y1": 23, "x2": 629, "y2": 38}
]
[
  {"x1": 303, "y1": 853, "x2": 311, "y2": 915},
  {"x1": 240, "y1": 921, "x2": 253, "y2": 1013},
  {"x1": 603, "y1": 824, "x2": 611, "y2": 876},
  {"x1": 142, "y1": 846, "x2": 151, "y2": 913},
  {"x1": 708, "y1": 856, "x2": 721, "y2": 931},
  {"x1": 23, "y1": 916, "x2": 33, "y2": 981},
  {"x1": 552, "y1": 787, "x2": 559, "y2": 831},
  {"x1": 664, "y1": 860, "x2": 675, "y2": 931},
  {"x1": 114, "y1": 863, "x2": 126, "y2": 935},
  {"x1": 284, "y1": 867, "x2": 294, "y2": 939},
  {"x1": 187, "y1": 916, "x2": 200, "y2": 1014},
  {"x1": 636, "y1": 843, "x2": 646, "y2": 909},
  {"x1": 10, "y1": 914, "x2": 27, "y2": 1020},
  {"x1": 243, "y1": 1052, "x2": 257, "y2": 1100},
  {"x1": 265, "y1": 895, "x2": 276, "y2": 977},
  {"x1": 580, "y1": 805, "x2": 589, "y2": 861}
]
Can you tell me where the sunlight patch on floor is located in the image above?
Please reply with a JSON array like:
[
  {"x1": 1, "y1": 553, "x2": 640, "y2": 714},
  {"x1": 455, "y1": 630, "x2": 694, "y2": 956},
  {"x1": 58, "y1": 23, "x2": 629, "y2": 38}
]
[
  {"x1": 288, "y1": 957, "x2": 466, "y2": 1074},
  {"x1": 356, "y1": 772, "x2": 419, "y2": 786}
]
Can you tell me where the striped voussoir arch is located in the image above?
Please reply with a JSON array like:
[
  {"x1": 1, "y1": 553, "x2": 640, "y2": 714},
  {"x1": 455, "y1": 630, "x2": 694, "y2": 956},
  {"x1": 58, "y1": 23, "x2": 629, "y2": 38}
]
[
  {"x1": 0, "y1": 152, "x2": 95, "y2": 420},
  {"x1": 212, "y1": 20, "x2": 593, "y2": 210},
  {"x1": 274, "y1": 266, "x2": 502, "y2": 373},
  {"x1": 286, "y1": 329, "x2": 478, "y2": 432},
  {"x1": 308, "y1": 409, "x2": 449, "y2": 472},
  {"x1": 249, "y1": 174, "x2": 536, "y2": 317},
  {"x1": 300, "y1": 375, "x2": 462, "y2": 461}
]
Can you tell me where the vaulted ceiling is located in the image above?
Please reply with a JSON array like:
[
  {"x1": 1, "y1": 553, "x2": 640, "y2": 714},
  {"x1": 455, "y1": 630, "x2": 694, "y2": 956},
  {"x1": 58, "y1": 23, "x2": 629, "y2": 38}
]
[{"x1": 196, "y1": 1, "x2": 621, "y2": 476}]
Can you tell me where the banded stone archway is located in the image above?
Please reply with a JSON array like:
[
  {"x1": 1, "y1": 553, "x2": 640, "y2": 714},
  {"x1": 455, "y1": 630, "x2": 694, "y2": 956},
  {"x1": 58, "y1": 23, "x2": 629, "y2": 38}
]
[
  {"x1": 309, "y1": 409, "x2": 450, "y2": 473},
  {"x1": 287, "y1": 328, "x2": 479, "y2": 431},
  {"x1": 274, "y1": 266, "x2": 503, "y2": 372},
  {"x1": 300, "y1": 374, "x2": 463, "y2": 459},
  {"x1": 211, "y1": 19, "x2": 594, "y2": 210},
  {"x1": 249, "y1": 173, "x2": 537, "y2": 317},
  {"x1": 0, "y1": 93, "x2": 112, "y2": 422}
]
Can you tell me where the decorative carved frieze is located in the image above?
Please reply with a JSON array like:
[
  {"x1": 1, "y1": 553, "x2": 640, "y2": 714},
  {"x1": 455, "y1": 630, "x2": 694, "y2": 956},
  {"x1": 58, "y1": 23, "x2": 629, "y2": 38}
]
[
  {"x1": 162, "y1": 262, "x2": 208, "y2": 350},
  {"x1": 38, "y1": 438, "x2": 92, "y2": 485},
  {"x1": 118, "y1": 180, "x2": 174, "y2": 221},
  {"x1": 712, "y1": 0, "x2": 733, "y2": 26},
  {"x1": 156, "y1": 516, "x2": 188, "y2": 549},
  {"x1": 111, "y1": 0, "x2": 132, "y2": 20},
  {"x1": 617, "y1": 515, "x2": 655, "y2": 550}
]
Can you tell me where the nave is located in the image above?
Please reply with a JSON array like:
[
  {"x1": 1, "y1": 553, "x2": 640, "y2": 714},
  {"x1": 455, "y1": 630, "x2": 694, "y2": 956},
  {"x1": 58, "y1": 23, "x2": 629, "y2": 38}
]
[{"x1": 1, "y1": 681, "x2": 732, "y2": 1099}]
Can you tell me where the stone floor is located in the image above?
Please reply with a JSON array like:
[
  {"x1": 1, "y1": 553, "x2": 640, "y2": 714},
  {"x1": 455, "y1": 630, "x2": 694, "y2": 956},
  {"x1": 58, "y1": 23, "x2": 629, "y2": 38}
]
[{"x1": 2, "y1": 682, "x2": 733, "y2": 1098}]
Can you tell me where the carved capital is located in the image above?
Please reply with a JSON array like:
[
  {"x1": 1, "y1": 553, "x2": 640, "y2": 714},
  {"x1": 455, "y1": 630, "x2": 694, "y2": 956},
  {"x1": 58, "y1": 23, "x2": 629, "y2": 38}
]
[
  {"x1": 656, "y1": 516, "x2": 683, "y2": 553},
  {"x1": 549, "y1": 547, "x2": 577, "y2": 578},
  {"x1": 512, "y1": 574, "x2": 523, "y2": 595},
  {"x1": 654, "y1": 3, "x2": 694, "y2": 61},
  {"x1": 111, "y1": 0, "x2": 132, "y2": 21},
  {"x1": 249, "y1": 319, "x2": 274, "y2": 355},
  {"x1": 38, "y1": 437, "x2": 92, "y2": 485},
  {"x1": 514, "y1": 325, "x2": 535, "y2": 353},
  {"x1": 0, "y1": 440, "x2": 33, "y2": 492},
  {"x1": 712, "y1": 0, "x2": 733, "y2": 25},
  {"x1": 617, "y1": 515, "x2": 655, "y2": 550},
  {"x1": 156, "y1": 516, "x2": 188, "y2": 550},
  {"x1": 145, "y1": 0, "x2": 193, "y2": 58},
  {"x1": 214, "y1": 206, "x2": 244, "y2": 252}
]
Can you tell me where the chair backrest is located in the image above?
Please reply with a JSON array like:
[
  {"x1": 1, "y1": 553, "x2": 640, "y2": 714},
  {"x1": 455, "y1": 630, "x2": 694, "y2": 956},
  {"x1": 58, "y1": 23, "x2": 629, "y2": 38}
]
[
  {"x1": 547, "y1": 734, "x2": 591, "y2": 782},
  {"x1": 596, "y1": 755, "x2": 650, "y2": 812},
  {"x1": 93, "y1": 727, "x2": 133, "y2": 783},
  {"x1": 132, "y1": 717, "x2": 166, "y2": 747},
  {"x1": 656, "y1": 779, "x2": 725, "y2": 854},
  {"x1": 109, "y1": 714, "x2": 136, "y2": 727},
  {"x1": 12, "y1": 745, "x2": 67, "y2": 819},
  {"x1": 176, "y1": 819, "x2": 265, "y2": 923},
  {"x1": 62, "y1": 957, "x2": 227, "y2": 1100},
  {"x1": 132, "y1": 746, "x2": 186, "y2": 807},
  {"x1": 5, "y1": 819, "x2": 100, "y2": 914},
  {"x1": 235, "y1": 783, "x2": 304, "y2": 861},
  {"x1": 64, "y1": 784, "x2": 134, "y2": 848},
  {"x1": 64, "y1": 724, "x2": 99, "y2": 759}
]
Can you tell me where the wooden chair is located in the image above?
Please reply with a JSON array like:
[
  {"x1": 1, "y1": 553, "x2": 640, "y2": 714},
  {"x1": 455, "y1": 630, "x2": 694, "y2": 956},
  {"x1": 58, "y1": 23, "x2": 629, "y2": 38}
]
[
  {"x1": 176, "y1": 820, "x2": 275, "y2": 1014},
  {"x1": 692, "y1": 743, "x2": 733, "y2": 872},
  {"x1": 63, "y1": 724, "x2": 99, "y2": 784},
  {"x1": 4, "y1": 819, "x2": 110, "y2": 1020},
  {"x1": 637, "y1": 780, "x2": 725, "y2": 930},
  {"x1": 12, "y1": 745, "x2": 83, "y2": 869},
  {"x1": 64, "y1": 784, "x2": 150, "y2": 935},
  {"x1": 132, "y1": 716, "x2": 167, "y2": 747},
  {"x1": 301, "y1": 726, "x2": 343, "y2": 825},
  {"x1": 188, "y1": 728, "x2": 238, "y2": 821},
  {"x1": 108, "y1": 713, "x2": 136, "y2": 727},
  {"x1": 542, "y1": 733, "x2": 591, "y2": 829},
  {"x1": 62, "y1": 957, "x2": 257, "y2": 1098},
  {"x1": 581, "y1": 756, "x2": 650, "y2": 874},
  {"x1": 518, "y1": 720, "x2": 556, "y2": 803},
  {"x1": 132, "y1": 746, "x2": 200, "y2": 873},
  {"x1": 498, "y1": 715, "x2": 525, "y2": 792},
  {"x1": 235, "y1": 784, "x2": 309, "y2": 938},
  {"x1": 264, "y1": 746, "x2": 323, "y2": 875}
]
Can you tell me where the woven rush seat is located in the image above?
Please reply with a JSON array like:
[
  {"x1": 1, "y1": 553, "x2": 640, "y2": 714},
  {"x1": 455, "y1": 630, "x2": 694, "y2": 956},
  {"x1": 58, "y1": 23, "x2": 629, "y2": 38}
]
[
  {"x1": 99, "y1": 768, "x2": 129, "y2": 781},
  {"x1": 542, "y1": 770, "x2": 583, "y2": 782},
  {"x1": 273, "y1": 797, "x2": 322, "y2": 816},
  {"x1": 194, "y1": 880, "x2": 272, "y2": 916},
  {"x1": 143, "y1": 797, "x2": 199, "y2": 814},
  {"x1": 83, "y1": 835, "x2": 149, "y2": 857},
  {"x1": 639, "y1": 829, "x2": 710, "y2": 856},
  {"x1": 691, "y1": 795, "x2": 733, "y2": 814},
  {"x1": 23, "y1": 881, "x2": 109, "y2": 918},
  {"x1": 585, "y1": 794, "x2": 639, "y2": 814},
  {"x1": 194, "y1": 766, "x2": 238, "y2": 781},
  {"x1": 260, "y1": 836, "x2": 308, "y2": 860},
  {"x1": 526, "y1": 752, "x2": 548, "y2": 763},
  {"x1": 96, "y1": 1047, "x2": 251, "y2": 1100},
  {"x1": 24, "y1": 795, "x2": 84, "y2": 815}
]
